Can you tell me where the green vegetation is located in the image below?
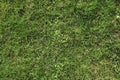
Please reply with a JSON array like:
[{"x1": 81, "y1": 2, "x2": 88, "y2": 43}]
[{"x1": 0, "y1": 0, "x2": 120, "y2": 80}]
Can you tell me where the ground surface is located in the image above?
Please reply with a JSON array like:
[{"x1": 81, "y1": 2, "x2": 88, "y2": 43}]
[{"x1": 0, "y1": 0, "x2": 120, "y2": 80}]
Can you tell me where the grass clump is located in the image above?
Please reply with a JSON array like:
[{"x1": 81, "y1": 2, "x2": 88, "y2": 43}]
[{"x1": 0, "y1": 0, "x2": 120, "y2": 80}]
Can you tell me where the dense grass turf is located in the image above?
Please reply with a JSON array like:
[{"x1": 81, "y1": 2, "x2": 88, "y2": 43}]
[{"x1": 0, "y1": 0, "x2": 120, "y2": 80}]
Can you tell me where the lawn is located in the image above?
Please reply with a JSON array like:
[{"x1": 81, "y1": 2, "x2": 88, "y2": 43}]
[{"x1": 0, "y1": 0, "x2": 120, "y2": 80}]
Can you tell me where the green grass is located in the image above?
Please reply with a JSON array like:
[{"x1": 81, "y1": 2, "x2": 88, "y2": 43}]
[{"x1": 0, "y1": 0, "x2": 120, "y2": 80}]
